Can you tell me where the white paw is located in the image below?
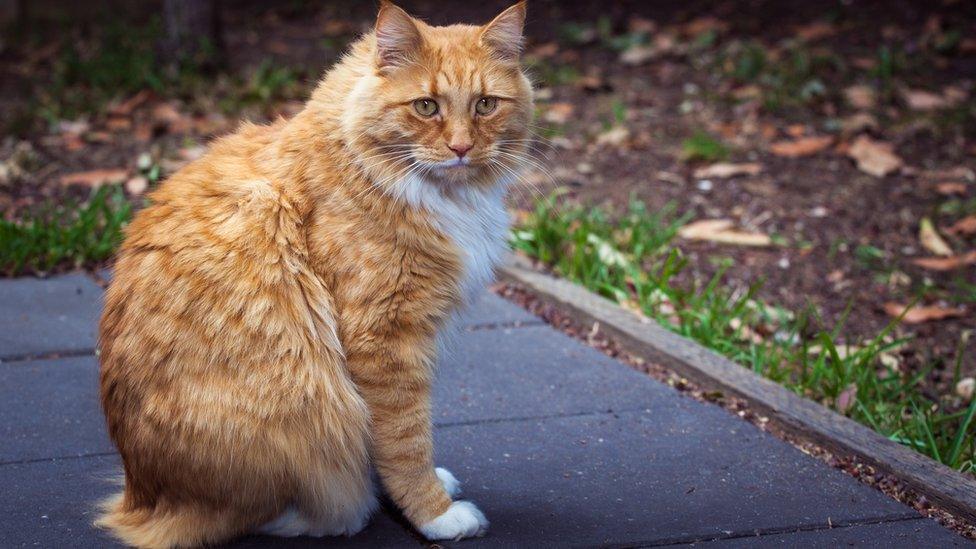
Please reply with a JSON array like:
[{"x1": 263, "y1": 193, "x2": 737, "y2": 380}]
[
  {"x1": 418, "y1": 501, "x2": 489, "y2": 541},
  {"x1": 435, "y1": 467, "x2": 462, "y2": 498},
  {"x1": 259, "y1": 507, "x2": 310, "y2": 537}
]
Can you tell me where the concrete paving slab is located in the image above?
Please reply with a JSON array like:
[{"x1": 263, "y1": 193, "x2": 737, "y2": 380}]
[
  {"x1": 0, "y1": 356, "x2": 111, "y2": 463},
  {"x1": 700, "y1": 518, "x2": 973, "y2": 547},
  {"x1": 0, "y1": 454, "x2": 420, "y2": 548},
  {"x1": 433, "y1": 410, "x2": 922, "y2": 548},
  {"x1": 0, "y1": 274, "x2": 102, "y2": 359},
  {"x1": 435, "y1": 325, "x2": 662, "y2": 425},
  {"x1": 457, "y1": 290, "x2": 539, "y2": 328}
]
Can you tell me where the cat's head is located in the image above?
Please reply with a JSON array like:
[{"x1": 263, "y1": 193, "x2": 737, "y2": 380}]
[{"x1": 340, "y1": 1, "x2": 534, "y2": 196}]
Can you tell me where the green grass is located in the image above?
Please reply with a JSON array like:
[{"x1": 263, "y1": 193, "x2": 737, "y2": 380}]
[
  {"x1": 512, "y1": 193, "x2": 976, "y2": 475},
  {"x1": 681, "y1": 131, "x2": 729, "y2": 162},
  {"x1": 0, "y1": 186, "x2": 132, "y2": 276}
]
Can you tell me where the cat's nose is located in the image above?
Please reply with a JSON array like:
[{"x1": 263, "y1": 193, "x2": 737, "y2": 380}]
[{"x1": 448, "y1": 143, "x2": 473, "y2": 158}]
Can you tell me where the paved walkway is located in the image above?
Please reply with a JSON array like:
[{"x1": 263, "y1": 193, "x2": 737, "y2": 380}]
[{"x1": 0, "y1": 273, "x2": 970, "y2": 547}]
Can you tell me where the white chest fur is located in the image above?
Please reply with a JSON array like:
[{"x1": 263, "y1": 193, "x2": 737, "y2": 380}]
[{"x1": 396, "y1": 175, "x2": 510, "y2": 304}]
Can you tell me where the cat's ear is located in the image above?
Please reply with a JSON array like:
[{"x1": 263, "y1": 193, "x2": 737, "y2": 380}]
[
  {"x1": 480, "y1": 1, "x2": 527, "y2": 61},
  {"x1": 375, "y1": 1, "x2": 422, "y2": 70}
]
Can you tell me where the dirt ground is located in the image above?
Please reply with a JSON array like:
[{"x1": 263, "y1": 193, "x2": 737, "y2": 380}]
[{"x1": 1, "y1": 0, "x2": 974, "y2": 392}]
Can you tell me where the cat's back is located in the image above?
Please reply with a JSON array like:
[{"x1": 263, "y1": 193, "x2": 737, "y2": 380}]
[{"x1": 99, "y1": 118, "x2": 333, "y2": 384}]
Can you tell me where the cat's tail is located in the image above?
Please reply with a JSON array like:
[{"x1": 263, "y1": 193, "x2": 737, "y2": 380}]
[{"x1": 95, "y1": 491, "x2": 246, "y2": 549}]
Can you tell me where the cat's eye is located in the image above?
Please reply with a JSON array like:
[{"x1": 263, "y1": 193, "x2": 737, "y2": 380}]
[
  {"x1": 413, "y1": 98, "x2": 439, "y2": 117},
  {"x1": 475, "y1": 97, "x2": 498, "y2": 116}
]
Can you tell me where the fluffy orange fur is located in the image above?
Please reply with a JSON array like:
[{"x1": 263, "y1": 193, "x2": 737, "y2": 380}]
[{"x1": 95, "y1": 2, "x2": 532, "y2": 547}]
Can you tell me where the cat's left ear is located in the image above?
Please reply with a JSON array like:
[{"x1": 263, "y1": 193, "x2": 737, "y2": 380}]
[
  {"x1": 375, "y1": 1, "x2": 422, "y2": 70},
  {"x1": 480, "y1": 1, "x2": 527, "y2": 61}
]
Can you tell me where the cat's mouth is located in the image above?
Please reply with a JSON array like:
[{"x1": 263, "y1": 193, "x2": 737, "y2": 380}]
[{"x1": 429, "y1": 157, "x2": 472, "y2": 170}]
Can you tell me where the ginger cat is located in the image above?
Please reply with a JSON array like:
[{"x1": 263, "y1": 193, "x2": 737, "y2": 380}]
[{"x1": 95, "y1": 2, "x2": 532, "y2": 547}]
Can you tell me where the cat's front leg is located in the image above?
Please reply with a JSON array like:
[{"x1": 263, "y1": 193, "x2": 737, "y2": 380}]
[{"x1": 349, "y1": 353, "x2": 488, "y2": 541}]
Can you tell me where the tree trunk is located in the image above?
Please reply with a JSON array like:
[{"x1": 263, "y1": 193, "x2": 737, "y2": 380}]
[{"x1": 161, "y1": 0, "x2": 221, "y2": 66}]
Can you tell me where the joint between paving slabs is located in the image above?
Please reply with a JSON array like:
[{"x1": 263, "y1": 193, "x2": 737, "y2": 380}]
[
  {"x1": 463, "y1": 319, "x2": 547, "y2": 332},
  {"x1": 433, "y1": 407, "x2": 646, "y2": 430},
  {"x1": 0, "y1": 347, "x2": 97, "y2": 365},
  {"x1": 619, "y1": 513, "x2": 925, "y2": 548},
  {"x1": 0, "y1": 451, "x2": 117, "y2": 468}
]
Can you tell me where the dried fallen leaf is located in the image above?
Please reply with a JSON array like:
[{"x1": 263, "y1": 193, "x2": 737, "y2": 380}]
[
  {"x1": 595, "y1": 126, "x2": 630, "y2": 147},
  {"x1": 901, "y1": 88, "x2": 947, "y2": 111},
  {"x1": 544, "y1": 103, "x2": 575, "y2": 124},
  {"x1": 678, "y1": 219, "x2": 772, "y2": 247},
  {"x1": 844, "y1": 85, "x2": 876, "y2": 109},
  {"x1": 59, "y1": 168, "x2": 129, "y2": 188},
  {"x1": 529, "y1": 42, "x2": 559, "y2": 58},
  {"x1": 883, "y1": 302, "x2": 966, "y2": 324},
  {"x1": 769, "y1": 136, "x2": 833, "y2": 158},
  {"x1": 919, "y1": 217, "x2": 953, "y2": 256},
  {"x1": 846, "y1": 135, "x2": 903, "y2": 177},
  {"x1": 795, "y1": 21, "x2": 836, "y2": 41},
  {"x1": 957, "y1": 378, "x2": 975, "y2": 402},
  {"x1": 125, "y1": 175, "x2": 148, "y2": 196},
  {"x1": 808, "y1": 344, "x2": 861, "y2": 360},
  {"x1": 840, "y1": 112, "x2": 878, "y2": 135},
  {"x1": 683, "y1": 16, "x2": 728, "y2": 37},
  {"x1": 693, "y1": 162, "x2": 762, "y2": 179},
  {"x1": 152, "y1": 102, "x2": 183, "y2": 125},
  {"x1": 921, "y1": 166, "x2": 975, "y2": 182},
  {"x1": 935, "y1": 182, "x2": 968, "y2": 196},
  {"x1": 836, "y1": 383, "x2": 857, "y2": 414},
  {"x1": 620, "y1": 45, "x2": 657, "y2": 66},
  {"x1": 945, "y1": 216, "x2": 976, "y2": 236},
  {"x1": 785, "y1": 124, "x2": 806, "y2": 138},
  {"x1": 912, "y1": 251, "x2": 976, "y2": 271},
  {"x1": 108, "y1": 89, "x2": 152, "y2": 116},
  {"x1": 178, "y1": 145, "x2": 207, "y2": 162}
]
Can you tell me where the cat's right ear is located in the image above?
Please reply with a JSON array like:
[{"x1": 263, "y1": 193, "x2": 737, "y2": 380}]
[{"x1": 375, "y1": 1, "x2": 422, "y2": 71}]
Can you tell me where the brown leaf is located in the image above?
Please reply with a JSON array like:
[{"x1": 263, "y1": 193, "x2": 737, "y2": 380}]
[
  {"x1": 683, "y1": 17, "x2": 728, "y2": 36},
  {"x1": 945, "y1": 216, "x2": 976, "y2": 236},
  {"x1": 840, "y1": 112, "x2": 878, "y2": 135},
  {"x1": 152, "y1": 102, "x2": 182, "y2": 125},
  {"x1": 529, "y1": 42, "x2": 559, "y2": 58},
  {"x1": 883, "y1": 302, "x2": 966, "y2": 324},
  {"x1": 693, "y1": 162, "x2": 762, "y2": 179},
  {"x1": 61, "y1": 133, "x2": 86, "y2": 152},
  {"x1": 628, "y1": 17, "x2": 657, "y2": 34},
  {"x1": 911, "y1": 251, "x2": 976, "y2": 271},
  {"x1": 124, "y1": 175, "x2": 148, "y2": 196},
  {"x1": 795, "y1": 21, "x2": 836, "y2": 41},
  {"x1": 596, "y1": 126, "x2": 630, "y2": 147},
  {"x1": 957, "y1": 378, "x2": 975, "y2": 402},
  {"x1": 151, "y1": 102, "x2": 191, "y2": 134},
  {"x1": 935, "y1": 182, "x2": 968, "y2": 196},
  {"x1": 620, "y1": 45, "x2": 658, "y2": 66},
  {"x1": 846, "y1": 135, "x2": 903, "y2": 177},
  {"x1": 678, "y1": 219, "x2": 772, "y2": 246},
  {"x1": 901, "y1": 88, "x2": 947, "y2": 111},
  {"x1": 544, "y1": 103, "x2": 575, "y2": 124},
  {"x1": 108, "y1": 89, "x2": 152, "y2": 116},
  {"x1": 836, "y1": 383, "x2": 857, "y2": 414},
  {"x1": 919, "y1": 217, "x2": 953, "y2": 256},
  {"x1": 105, "y1": 116, "x2": 132, "y2": 132},
  {"x1": 844, "y1": 85, "x2": 876, "y2": 109},
  {"x1": 769, "y1": 136, "x2": 833, "y2": 158},
  {"x1": 785, "y1": 124, "x2": 806, "y2": 137},
  {"x1": 59, "y1": 168, "x2": 129, "y2": 188}
]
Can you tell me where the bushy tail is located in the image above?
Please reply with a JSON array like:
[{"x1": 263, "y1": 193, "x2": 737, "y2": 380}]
[{"x1": 95, "y1": 491, "x2": 245, "y2": 549}]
